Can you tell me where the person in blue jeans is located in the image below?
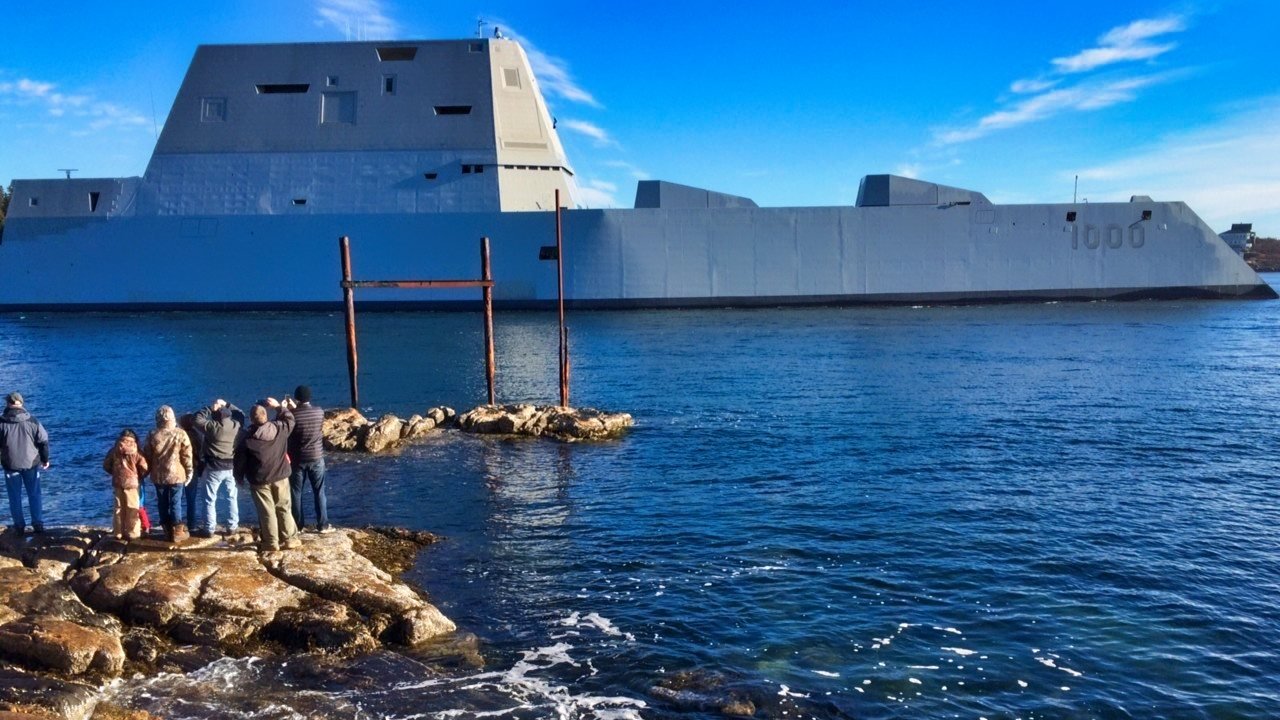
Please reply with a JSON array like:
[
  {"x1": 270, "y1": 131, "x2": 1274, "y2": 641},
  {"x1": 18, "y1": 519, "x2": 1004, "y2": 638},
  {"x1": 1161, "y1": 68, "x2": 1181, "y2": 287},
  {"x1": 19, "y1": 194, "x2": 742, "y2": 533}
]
[
  {"x1": 288, "y1": 386, "x2": 331, "y2": 532},
  {"x1": 194, "y1": 399, "x2": 244, "y2": 537},
  {"x1": 0, "y1": 392, "x2": 50, "y2": 535}
]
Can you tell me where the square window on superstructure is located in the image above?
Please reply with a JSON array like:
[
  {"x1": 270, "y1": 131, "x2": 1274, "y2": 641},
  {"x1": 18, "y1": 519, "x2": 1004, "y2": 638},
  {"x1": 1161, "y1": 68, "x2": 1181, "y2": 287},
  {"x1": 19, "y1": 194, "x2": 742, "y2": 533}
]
[
  {"x1": 28, "y1": 197, "x2": 38, "y2": 207},
  {"x1": 321, "y1": 91, "x2": 357, "y2": 124},
  {"x1": 383, "y1": 75, "x2": 396, "y2": 95},
  {"x1": 503, "y1": 68, "x2": 521, "y2": 89},
  {"x1": 469, "y1": 42, "x2": 483, "y2": 53},
  {"x1": 201, "y1": 97, "x2": 227, "y2": 122},
  {"x1": 326, "y1": 76, "x2": 339, "y2": 86}
]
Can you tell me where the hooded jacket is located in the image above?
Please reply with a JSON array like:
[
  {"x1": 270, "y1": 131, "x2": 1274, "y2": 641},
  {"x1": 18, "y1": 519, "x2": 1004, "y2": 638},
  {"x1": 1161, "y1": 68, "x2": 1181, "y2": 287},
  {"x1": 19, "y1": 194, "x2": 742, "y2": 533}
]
[
  {"x1": 104, "y1": 435, "x2": 148, "y2": 490},
  {"x1": 0, "y1": 406, "x2": 50, "y2": 472},
  {"x1": 235, "y1": 407, "x2": 295, "y2": 486},
  {"x1": 195, "y1": 403, "x2": 244, "y2": 472},
  {"x1": 144, "y1": 406, "x2": 194, "y2": 486}
]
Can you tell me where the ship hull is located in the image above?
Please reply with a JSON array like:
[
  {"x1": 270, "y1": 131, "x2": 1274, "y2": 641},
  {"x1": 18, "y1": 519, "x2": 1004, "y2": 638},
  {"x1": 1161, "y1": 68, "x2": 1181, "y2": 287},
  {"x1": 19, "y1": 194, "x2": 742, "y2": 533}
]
[{"x1": 1, "y1": 200, "x2": 1273, "y2": 310}]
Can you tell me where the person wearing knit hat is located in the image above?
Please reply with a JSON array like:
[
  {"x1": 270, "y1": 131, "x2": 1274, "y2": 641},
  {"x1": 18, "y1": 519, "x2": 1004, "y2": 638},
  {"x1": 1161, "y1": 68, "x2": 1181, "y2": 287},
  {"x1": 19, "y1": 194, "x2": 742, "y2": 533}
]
[
  {"x1": 143, "y1": 405, "x2": 194, "y2": 544},
  {"x1": 0, "y1": 391, "x2": 50, "y2": 535},
  {"x1": 288, "y1": 385, "x2": 331, "y2": 533}
]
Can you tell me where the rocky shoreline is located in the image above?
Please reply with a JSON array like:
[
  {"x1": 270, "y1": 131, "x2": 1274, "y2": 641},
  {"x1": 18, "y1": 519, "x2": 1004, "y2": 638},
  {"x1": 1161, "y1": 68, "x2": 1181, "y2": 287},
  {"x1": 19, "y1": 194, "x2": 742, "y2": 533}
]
[
  {"x1": 323, "y1": 404, "x2": 633, "y2": 454},
  {"x1": 0, "y1": 526, "x2": 455, "y2": 719}
]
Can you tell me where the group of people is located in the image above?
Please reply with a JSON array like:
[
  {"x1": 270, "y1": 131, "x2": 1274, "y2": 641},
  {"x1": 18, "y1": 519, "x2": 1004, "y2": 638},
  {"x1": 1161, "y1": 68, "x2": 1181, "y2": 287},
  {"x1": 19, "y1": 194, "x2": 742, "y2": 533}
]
[{"x1": 3, "y1": 386, "x2": 331, "y2": 555}]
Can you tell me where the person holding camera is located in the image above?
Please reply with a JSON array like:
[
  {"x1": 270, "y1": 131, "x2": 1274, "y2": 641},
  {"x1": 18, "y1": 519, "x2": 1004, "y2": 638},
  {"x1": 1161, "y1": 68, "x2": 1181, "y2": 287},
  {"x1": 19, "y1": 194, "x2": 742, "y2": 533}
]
[
  {"x1": 0, "y1": 392, "x2": 50, "y2": 535},
  {"x1": 235, "y1": 397, "x2": 300, "y2": 554},
  {"x1": 194, "y1": 398, "x2": 245, "y2": 537}
]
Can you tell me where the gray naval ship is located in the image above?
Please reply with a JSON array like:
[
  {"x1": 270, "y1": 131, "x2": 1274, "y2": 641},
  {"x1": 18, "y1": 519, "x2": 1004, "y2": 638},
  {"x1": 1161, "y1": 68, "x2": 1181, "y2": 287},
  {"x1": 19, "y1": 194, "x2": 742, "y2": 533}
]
[{"x1": 3, "y1": 38, "x2": 1274, "y2": 309}]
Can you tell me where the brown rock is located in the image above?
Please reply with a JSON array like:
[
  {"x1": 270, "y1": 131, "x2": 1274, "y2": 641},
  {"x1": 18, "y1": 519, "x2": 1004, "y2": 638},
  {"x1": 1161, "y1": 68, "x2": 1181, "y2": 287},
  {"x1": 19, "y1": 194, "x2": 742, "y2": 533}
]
[
  {"x1": 400, "y1": 414, "x2": 437, "y2": 440},
  {"x1": 264, "y1": 600, "x2": 377, "y2": 653},
  {"x1": 321, "y1": 407, "x2": 370, "y2": 452},
  {"x1": 0, "y1": 617, "x2": 124, "y2": 676},
  {"x1": 457, "y1": 404, "x2": 633, "y2": 442},
  {"x1": 121, "y1": 555, "x2": 220, "y2": 626},
  {"x1": 265, "y1": 531, "x2": 455, "y2": 644},
  {"x1": 362, "y1": 414, "x2": 405, "y2": 453},
  {"x1": 195, "y1": 551, "x2": 307, "y2": 620}
]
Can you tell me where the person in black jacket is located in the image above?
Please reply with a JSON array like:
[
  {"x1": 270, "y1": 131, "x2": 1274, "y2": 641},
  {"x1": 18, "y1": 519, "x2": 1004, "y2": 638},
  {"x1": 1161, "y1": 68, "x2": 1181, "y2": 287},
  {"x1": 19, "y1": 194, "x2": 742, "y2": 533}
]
[
  {"x1": 288, "y1": 385, "x2": 330, "y2": 533},
  {"x1": 235, "y1": 399, "x2": 300, "y2": 554},
  {"x1": 0, "y1": 392, "x2": 50, "y2": 535}
]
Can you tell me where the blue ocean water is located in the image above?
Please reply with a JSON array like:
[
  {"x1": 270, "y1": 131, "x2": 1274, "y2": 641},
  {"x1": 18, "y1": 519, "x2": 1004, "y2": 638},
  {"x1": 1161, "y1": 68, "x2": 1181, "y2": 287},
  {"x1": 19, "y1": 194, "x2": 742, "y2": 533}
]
[{"x1": 3, "y1": 283, "x2": 1280, "y2": 718}]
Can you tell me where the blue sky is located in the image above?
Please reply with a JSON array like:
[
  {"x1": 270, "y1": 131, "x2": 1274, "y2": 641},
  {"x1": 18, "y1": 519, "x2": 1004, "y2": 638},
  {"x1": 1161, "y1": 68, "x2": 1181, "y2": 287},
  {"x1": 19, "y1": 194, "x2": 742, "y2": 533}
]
[{"x1": 2, "y1": 1, "x2": 1278, "y2": 233}]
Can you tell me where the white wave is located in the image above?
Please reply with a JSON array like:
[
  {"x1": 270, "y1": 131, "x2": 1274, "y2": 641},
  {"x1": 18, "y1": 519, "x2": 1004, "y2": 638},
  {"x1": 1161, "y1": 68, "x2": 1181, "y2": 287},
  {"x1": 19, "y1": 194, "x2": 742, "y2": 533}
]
[
  {"x1": 812, "y1": 670, "x2": 840, "y2": 678},
  {"x1": 941, "y1": 647, "x2": 976, "y2": 656}
]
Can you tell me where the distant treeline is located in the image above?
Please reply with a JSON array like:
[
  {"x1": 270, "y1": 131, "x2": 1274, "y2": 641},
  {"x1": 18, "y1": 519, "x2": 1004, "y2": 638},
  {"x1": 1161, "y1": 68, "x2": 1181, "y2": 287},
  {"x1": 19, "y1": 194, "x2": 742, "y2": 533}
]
[{"x1": 1246, "y1": 237, "x2": 1280, "y2": 272}]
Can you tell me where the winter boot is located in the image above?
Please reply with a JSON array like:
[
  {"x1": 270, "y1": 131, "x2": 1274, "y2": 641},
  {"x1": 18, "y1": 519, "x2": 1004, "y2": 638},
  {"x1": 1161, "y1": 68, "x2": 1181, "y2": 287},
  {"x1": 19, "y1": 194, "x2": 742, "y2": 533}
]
[
  {"x1": 172, "y1": 524, "x2": 190, "y2": 543},
  {"x1": 163, "y1": 524, "x2": 174, "y2": 543}
]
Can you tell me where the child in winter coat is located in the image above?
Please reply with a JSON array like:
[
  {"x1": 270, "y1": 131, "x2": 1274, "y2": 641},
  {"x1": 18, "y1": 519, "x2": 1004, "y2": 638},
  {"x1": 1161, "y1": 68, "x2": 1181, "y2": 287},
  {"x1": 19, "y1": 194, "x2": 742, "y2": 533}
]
[{"x1": 103, "y1": 429, "x2": 149, "y2": 540}]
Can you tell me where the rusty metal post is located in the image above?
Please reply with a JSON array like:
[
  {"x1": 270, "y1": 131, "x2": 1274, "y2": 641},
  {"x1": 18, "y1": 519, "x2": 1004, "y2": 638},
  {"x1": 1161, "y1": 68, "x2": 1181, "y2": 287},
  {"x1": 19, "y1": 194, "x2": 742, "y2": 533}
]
[
  {"x1": 555, "y1": 189, "x2": 569, "y2": 408},
  {"x1": 339, "y1": 235, "x2": 360, "y2": 409},
  {"x1": 481, "y1": 237, "x2": 496, "y2": 406}
]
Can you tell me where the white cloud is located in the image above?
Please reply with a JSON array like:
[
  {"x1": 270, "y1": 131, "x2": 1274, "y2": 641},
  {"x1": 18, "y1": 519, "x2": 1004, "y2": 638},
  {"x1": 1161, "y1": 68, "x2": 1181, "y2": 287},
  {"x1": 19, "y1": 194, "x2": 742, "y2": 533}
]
[
  {"x1": 604, "y1": 160, "x2": 650, "y2": 180},
  {"x1": 0, "y1": 76, "x2": 148, "y2": 132},
  {"x1": 314, "y1": 0, "x2": 399, "y2": 40},
  {"x1": 562, "y1": 119, "x2": 615, "y2": 146},
  {"x1": 1010, "y1": 77, "x2": 1058, "y2": 94},
  {"x1": 575, "y1": 178, "x2": 621, "y2": 208},
  {"x1": 1051, "y1": 15, "x2": 1186, "y2": 73},
  {"x1": 501, "y1": 29, "x2": 601, "y2": 108},
  {"x1": 1071, "y1": 97, "x2": 1280, "y2": 233},
  {"x1": 894, "y1": 163, "x2": 922, "y2": 179},
  {"x1": 937, "y1": 74, "x2": 1169, "y2": 144}
]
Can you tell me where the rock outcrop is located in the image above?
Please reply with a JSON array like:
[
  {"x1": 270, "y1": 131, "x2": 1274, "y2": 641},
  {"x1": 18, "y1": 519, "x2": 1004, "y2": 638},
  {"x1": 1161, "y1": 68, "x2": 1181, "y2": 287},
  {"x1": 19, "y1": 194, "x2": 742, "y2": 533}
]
[
  {"x1": 457, "y1": 404, "x2": 633, "y2": 442},
  {"x1": 0, "y1": 526, "x2": 455, "y2": 717},
  {"x1": 322, "y1": 402, "x2": 632, "y2": 454},
  {"x1": 322, "y1": 406, "x2": 455, "y2": 454}
]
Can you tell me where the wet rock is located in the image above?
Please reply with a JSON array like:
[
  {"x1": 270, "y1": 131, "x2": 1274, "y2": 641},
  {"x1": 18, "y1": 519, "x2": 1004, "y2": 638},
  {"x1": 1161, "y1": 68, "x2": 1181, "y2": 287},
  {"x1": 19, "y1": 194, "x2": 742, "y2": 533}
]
[
  {"x1": 0, "y1": 617, "x2": 124, "y2": 676},
  {"x1": 0, "y1": 526, "x2": 455, "y2": 714},
  {"x1": 153, "y1": 644, "x2": 225, "y2": 674},
  {"x1": 264, "y1": 599, "x2": 377, "y2": 654},
  {"x1": 457, "y1": 404, "x2": 633, "y2": 442},
  {"x1": 362, "y1": 414, "x2": 405, "y2": 453},
  {"x1": 264, "y1": 531, "x2": 455, "y2": 645},
  {"x1": 0, "y1": 665, "x2": 98, "y2": 720}
]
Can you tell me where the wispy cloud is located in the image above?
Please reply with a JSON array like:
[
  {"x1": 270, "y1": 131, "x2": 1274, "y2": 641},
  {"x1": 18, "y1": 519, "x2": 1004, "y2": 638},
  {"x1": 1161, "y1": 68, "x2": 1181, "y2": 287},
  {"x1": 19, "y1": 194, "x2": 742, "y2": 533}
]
[
  {"x1": 938, "y1": 74, "x2": 1171, "y2": 144},
  {"x1": 314, "y1": 0, "x2": 399, "y2": 40},
  {"x1": 1052, "y1": 16, "x2": 1186, "y2": 73},
  {"x1": 1071, "y1": 96, "x2": 1280, "y2": 232},
  {"x1": 0, "y1": 76, "x2": 149, "y2": 132},
  {"x1": 561, "y1": 119, "x2": 616, "y2": 146},
  {"x1": 894, "y1": 163, "x2": 922, "y2": 179},
  {"x1": 501, "y1": 28, "x2": 601, "y2": 108},
  {"x1": 936, "y1": 14, "x2": 1189, "y2": 145},
  {"x1": 575, "y1": 178, "x2": 621, "y2": 208},
  {"x1": 604, "y1": 160, "x2": 650, "y2": 181}
]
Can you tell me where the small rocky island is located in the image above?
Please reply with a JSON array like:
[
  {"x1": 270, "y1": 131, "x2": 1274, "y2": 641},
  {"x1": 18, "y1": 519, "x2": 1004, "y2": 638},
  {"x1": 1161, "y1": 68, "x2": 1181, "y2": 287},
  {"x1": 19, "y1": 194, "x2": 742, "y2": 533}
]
[
  {"x1": 0, "y1": 527, "x2": 454, "y2": 719},
  {"x1": 323, "y1": 404, "x2": 633, "y2": 454}
]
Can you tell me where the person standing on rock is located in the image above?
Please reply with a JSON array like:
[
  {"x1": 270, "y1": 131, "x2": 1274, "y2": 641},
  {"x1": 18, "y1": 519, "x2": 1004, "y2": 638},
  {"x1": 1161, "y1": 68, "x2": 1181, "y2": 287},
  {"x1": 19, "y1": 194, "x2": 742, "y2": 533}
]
[
  {"x1": 103, "y1": 429, "x2": 148, "y2": 540},
  {"x1": 178, "y1": 412, "x2": 205, "y2": 533},
  {"x1": 0, "y1": 392, "x2": 50, "y2": 535},
  {"x1": 236, "y1": 398, "x2": 300, "y2": 554},
  {"x1": 288, "y1": 385, "x2": 331, "y2": 533},
  {"x1": 194, "y1": 399, "x2": 244, "y2": 537},
  {"x1": 143, "y1": 405, "x2": 194, "y2": 544}
]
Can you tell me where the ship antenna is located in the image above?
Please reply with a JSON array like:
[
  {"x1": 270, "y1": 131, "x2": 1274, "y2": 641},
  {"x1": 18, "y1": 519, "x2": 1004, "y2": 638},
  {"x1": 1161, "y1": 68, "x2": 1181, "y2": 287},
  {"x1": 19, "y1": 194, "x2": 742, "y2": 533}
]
[
  {"x1": 1073, "y1": 175, "x2": 1078, "y2": 204},
  {"x1": 149, "y1": 84, "x2": 160, "y2": 140},
  {"x1": 477, "y1": 19, "x2": 488, "y2": 38},
  {"x1": 57, "y1": 169, "x2": 78, "y2": 179}
]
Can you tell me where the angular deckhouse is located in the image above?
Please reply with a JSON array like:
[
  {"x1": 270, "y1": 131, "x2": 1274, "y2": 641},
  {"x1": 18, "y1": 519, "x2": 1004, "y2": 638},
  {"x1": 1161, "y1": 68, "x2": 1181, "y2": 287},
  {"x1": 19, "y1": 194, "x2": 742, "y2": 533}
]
[{"x1": 3, "y1": 38, "x2": 1273, "y2": 309}]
